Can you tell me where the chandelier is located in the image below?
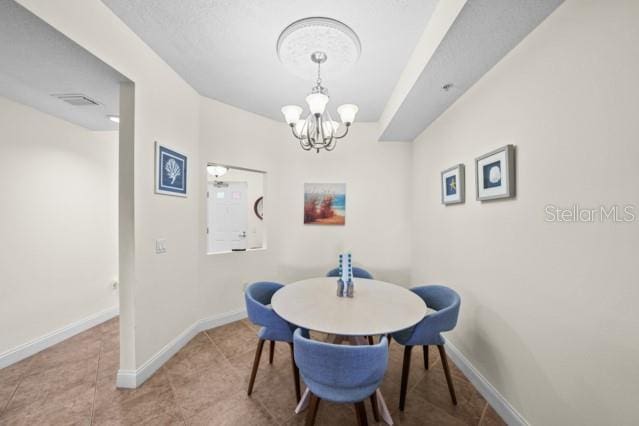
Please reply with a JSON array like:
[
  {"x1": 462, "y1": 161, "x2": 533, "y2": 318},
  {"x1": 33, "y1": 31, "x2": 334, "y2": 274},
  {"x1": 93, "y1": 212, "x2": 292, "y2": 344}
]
[
  {"x1": 278, "y1": 18, "x2": 360, "y2": 153},
  {"x1": 281, "y1": 52, "x2": 358, "y2": 152}
]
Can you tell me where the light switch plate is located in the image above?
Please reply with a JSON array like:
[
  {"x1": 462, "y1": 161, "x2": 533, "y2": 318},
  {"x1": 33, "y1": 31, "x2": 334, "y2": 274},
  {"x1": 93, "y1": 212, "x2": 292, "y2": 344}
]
[{"x1": 155, "y1": 239, "x2": 167, "y2": 254}]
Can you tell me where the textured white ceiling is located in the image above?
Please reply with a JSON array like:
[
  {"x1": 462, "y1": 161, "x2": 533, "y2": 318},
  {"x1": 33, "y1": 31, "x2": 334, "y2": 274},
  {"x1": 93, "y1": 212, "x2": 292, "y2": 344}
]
[
  {"x1": 380, "y1": 0, "x2": 564, "y2": 141},
  {"x1": 101, "y1": 0, "x2": 438, "y2": 122},
  {"x1": 0, "y1": 0, "x2": 129, "y2": 131}
]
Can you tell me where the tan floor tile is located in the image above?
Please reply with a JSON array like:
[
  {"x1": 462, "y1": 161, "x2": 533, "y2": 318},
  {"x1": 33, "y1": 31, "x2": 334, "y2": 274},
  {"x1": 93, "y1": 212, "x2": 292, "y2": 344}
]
[
  {"x1": 93, "y1": 370, "x2": 183, "y2": 425},
  {"x1": 5, "y1": 355, "x2": 98, "y2": 413},
  {"x1": 480, "y1": 404, "x2": 507, "y2": 426},
  {"x1": 205, "y1": 322, "x2": 258, "y2": 360},
  {"x1": 392, "y1": 391, "x2": 467, "y2": 426},
  {"x1": 186, "y1": 390, "x2": 274, "y2": 426},
  {"x1": 100, "y1": 326, "x2": 120, "y2": 353},
  {"x1": 164, "y1": 332, "x2": 228, "y2": 379},
  {"x1": 0, "y1": 379, "x2": 94, "y2": 425},
  {"x1": 283, "y1": 400, "x2": 358, "y2": 425},
  {"x1": 28, "y1": 331, "x2": 101, "y2": 375},
  {"x1": 226, "y1": 339, "x2": 294, "y2": 389},
  {"x1": 410, "y1": 363, "x2": 485, "y2": 425},
  {"x1": 249, "y1": 368, "x2": 306, "y2": 423},
  {"x1": 242, "y1": 319, "x2": 261, "y2": 333},
  {"x1": 0, "y1": 357, "x2": 33, "y2": 413},
  {"x1": 139, "y1": 412, "x2": 186, "y2": 425},
  {"x1": 0, "y1": 317, "x2": 493, "y2": 426},
  {"x1": 97, "y1": 347, "x2": 119, "y2": 381},
  {"x1": 167, "y1": 362, "x2": 244, "y2": 419}
]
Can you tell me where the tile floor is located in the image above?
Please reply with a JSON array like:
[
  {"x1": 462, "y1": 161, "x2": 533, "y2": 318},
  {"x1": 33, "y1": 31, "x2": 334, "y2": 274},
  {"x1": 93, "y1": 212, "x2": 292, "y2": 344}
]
[{"x1": 0, "y1": 318, "x2": 506, "y2": 425}]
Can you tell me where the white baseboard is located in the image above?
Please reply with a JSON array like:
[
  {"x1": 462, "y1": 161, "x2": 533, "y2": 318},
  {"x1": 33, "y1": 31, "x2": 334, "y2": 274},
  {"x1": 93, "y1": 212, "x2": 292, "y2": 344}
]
[
  {"x1": 444, "y1": 338, "x2": 529, "y2": 426},
  {"x1": 117, "y1": 320, "x2": 201, "y2": 388},
  {"x1": 0, "y1": 306, "x2": 119, "y2": 370},
  {"x1": 198, "y1": 308, "x2": 247, "y2": 331},
  {"x1": 116, "y1": 308, "x2": 247, "y2": 389}
]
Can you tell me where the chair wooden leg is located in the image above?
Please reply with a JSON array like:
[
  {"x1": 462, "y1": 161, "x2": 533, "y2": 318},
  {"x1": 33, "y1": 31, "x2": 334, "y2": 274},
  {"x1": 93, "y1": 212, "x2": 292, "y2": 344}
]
[
  {"x1": 437, "y1": 344, "x2": 457, "y2": 405},
  {"x1": 289, "y1": 342, "x2": 301, "y2": 402},
  {"x1": 367, "y1": 335, "x2": 374, "y2": 345},
  {"x1": 399, "y1": 345, "x2": 413, "y2": 411},
  {"x1": 423, "y1": 345, "x2": 429, "y2": 370},
  {"x1": 269, "y1": 340, "x2": 275, "y2": 364},
  {"x1": 369, "y1": 393, "x2": 380, "y2": 422},
  {"x1": 305, "y1": 393, "x2": 321, "y2": 426},
  {"x1": 247, "y1": 339, "x2": 265, "y2": 395},
  {"x1": 354, "y1": 401, "x2": 369, "y2": 426}
]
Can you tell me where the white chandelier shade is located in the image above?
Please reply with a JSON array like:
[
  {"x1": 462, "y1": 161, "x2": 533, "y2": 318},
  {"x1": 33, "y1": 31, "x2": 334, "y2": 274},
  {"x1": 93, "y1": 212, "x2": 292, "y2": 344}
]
[
  {"x1": 305, "y1": 93, "x2": 329, "y2": 115},
  {"x1": 337, "y1": 104, "x2": 359, "y2": 125},
  {"x1": 281, "y1": 105, "x2": 303, "y2": 125}
]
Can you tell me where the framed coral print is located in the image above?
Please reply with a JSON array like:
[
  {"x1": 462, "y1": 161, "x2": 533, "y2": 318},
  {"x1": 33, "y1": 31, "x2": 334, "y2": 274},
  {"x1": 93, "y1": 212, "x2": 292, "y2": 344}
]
[
  {"x1": 155, "y1": 142, "x2": 187, "y2": 197},
  {"x1": 441, "y1": 164, "x2": 465, "y2": 205},
  {"x1": 475, "y1": 144, "x2": 515, "y2": 201}
]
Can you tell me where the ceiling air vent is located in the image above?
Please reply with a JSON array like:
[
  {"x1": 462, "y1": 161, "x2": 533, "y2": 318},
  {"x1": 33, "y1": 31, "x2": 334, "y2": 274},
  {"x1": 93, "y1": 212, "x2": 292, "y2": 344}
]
[{"x1": 51, "y1": 93, "x2": 101, "y2": 106}]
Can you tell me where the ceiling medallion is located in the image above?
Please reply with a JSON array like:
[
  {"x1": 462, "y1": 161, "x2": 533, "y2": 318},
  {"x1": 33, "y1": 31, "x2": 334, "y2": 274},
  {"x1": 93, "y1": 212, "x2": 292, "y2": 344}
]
[{"x1": 277, "y1": 17, "x2": 360, "y2": 153}]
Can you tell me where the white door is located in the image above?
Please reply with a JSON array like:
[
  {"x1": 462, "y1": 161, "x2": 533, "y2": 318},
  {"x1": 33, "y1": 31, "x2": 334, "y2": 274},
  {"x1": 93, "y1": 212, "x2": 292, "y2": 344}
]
[{"x1": 207, "y1": 181, "x2": 248, "y2": 253}]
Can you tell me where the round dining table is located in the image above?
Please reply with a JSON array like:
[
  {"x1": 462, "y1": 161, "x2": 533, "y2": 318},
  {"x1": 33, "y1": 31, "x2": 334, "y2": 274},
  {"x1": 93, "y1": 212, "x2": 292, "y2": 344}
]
[{"x1": 272, "y1": 277, "x2": 428, "y2": 425}]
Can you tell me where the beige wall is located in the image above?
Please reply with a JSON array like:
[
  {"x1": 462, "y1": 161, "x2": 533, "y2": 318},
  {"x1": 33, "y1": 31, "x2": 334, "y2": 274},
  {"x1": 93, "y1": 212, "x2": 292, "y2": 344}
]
[
  {"x1": 15, "y1": 0, "x2": 202, "y2": 371},
  {"x1": 0, "y1": 96, "x2": 118, "y2": 357},
  {"x1": 410, "y1": 1, "x2": 639, "y2": 424},
  {"x1": 198, "y1": 97, "x2": 413, "y2": 322},
  {"x1": 13, "y1": 0, "x2": 413, "y2": 377},
  {"x1": 12, "y1": 3, "x2": 637, "y2": 422}
]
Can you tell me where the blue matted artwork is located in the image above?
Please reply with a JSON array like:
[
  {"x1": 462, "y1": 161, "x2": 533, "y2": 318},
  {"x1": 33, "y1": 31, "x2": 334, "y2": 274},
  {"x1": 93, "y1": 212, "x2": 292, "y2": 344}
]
[
  {"x1": 441, "y1": 164, "x2": 465, "y2": 205},
  {"x1": 482, "y1": 160, "x2": 501, "y2": 189},
  {"x1": 155, "y1": 142, "x2": 187, "y2": 197},
  {"x1": 445, "y1": 175, "x2": 457, "y2": 196}
]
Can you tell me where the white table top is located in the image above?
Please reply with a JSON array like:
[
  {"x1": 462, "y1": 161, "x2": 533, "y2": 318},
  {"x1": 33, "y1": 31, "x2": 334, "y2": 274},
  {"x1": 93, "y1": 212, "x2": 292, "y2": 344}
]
[{"x1": 271, "y1": 277, "x2": 428, "y2": 336}]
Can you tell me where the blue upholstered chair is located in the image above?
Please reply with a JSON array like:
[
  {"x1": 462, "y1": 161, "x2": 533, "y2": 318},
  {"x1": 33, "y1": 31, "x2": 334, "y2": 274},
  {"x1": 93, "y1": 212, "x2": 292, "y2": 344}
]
[
  {"x1": 245, "y1": 281, "x2": 301, "y2": 401},
  {"x1": 293, "y1": 329, "x2": 388, "y2": 426},
  {"x1": 391, "y1": 285, "x2": 461, "y2": 411},
  {"x1": 326, "y1": 267, "x2": 374, "y2": 280}
]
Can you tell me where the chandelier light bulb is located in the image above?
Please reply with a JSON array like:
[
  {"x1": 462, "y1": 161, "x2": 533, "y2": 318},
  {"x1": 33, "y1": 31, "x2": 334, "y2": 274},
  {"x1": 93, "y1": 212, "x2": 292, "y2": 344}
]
[
  {"x1": 306, "y1": 93, "x2": 329, "y2": 116},
  {"x1": 337, "y1": 104, "x2": 358, "y2": 124},
  {"x1": 281, "y1": 105, "x2": 303, "y2": 125}
]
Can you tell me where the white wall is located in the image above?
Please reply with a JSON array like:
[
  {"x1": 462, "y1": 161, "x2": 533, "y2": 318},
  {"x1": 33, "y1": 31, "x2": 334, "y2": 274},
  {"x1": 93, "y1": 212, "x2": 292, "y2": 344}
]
[
  {"x1": 14, "y1": 1, "x2": 413, "y2": 379},
  {"x1": 0, "y1": 96, "x2": 118, "y2": 357},
  {"x1": 410, "y1": 1, "x2": 639, "y2": 424},
  {"x1": 198, "y1": 97, "x2": 413, "y2": 322},
  {"x1": 15, "y1": 0, "x2": 202, "y2": 373}
]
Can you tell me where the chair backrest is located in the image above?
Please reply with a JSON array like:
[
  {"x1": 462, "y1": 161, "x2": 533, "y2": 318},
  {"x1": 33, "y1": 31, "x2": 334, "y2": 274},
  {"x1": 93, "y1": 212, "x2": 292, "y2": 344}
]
[
  {"x1": 244, "y1": 281, "x2": 286, "y2": 328},
  {"x1": 325, "y1": 267, "x2": 374, "y2": 280},
  {"x1": 293, "y1": 329, "x2": 388, "y2": 390},
  {"x1": 412, "y1": 285, "x2": 461, "y2": 332}
]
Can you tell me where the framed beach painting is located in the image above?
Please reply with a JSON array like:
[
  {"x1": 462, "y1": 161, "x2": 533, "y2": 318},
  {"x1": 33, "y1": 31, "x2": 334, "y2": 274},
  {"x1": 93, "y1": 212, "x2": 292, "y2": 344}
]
[
  {"x1": 155, "y1": 142, "x2": 187, "y2": 197},
  {"x1": 441, "y1": 164, "x2": 465, "y2": 205},
  {"x1": 304, "y1": 183, "x2": 346, "y2": 225},
  {"x1": 475, "y1": 144, "x2": 515, "y2": 201}
]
